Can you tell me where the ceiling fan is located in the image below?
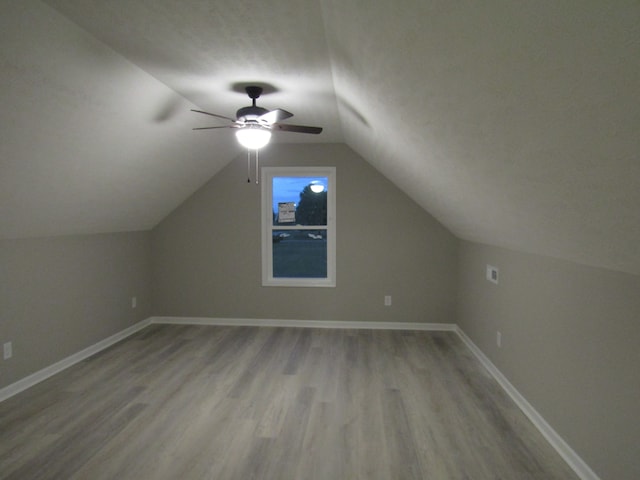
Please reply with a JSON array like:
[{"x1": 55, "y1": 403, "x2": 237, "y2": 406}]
[{"x1": 191, "y1": 86, "x2": 323, "y2": 150}]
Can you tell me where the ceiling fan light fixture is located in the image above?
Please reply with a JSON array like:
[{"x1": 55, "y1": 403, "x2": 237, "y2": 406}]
[{"x1": 235, "y1": 126, "x2": 271, "y2": 150}]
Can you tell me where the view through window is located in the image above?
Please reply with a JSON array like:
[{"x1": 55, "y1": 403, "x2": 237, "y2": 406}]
[{"x1": 262, "y1": 167, "x2": 336, "y2": 287}]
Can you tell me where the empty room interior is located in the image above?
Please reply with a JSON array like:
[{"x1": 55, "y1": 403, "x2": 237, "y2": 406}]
[{"x1": 1, "y1": 1, "x2": 638, "y2": 479}]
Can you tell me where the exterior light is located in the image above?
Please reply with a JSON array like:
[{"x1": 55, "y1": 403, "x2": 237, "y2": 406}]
[{"x1": 310, "y1": 181, "x2": 325, "y2": 193}]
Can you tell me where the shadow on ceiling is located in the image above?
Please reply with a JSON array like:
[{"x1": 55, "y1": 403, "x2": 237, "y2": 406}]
[
  {"x1": 152, "y1": 93, "x2": 184, "y2": 123},
  {"x1": 337, "y1": 95, "x2": 369, "y2": 128},
  {"x1": 230, "y1": 81, "x2": 279, "y2": 96}
]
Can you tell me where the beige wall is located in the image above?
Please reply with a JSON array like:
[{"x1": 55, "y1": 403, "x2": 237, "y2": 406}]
[
  {"x1": 0, "y1": 231, "x2": 151, "y2": 389},
  {"x1": 151, "y1": 143, "x2": 458, "y2": 323},
  {"x1": 456, "y1": 240, "x2": 640, "y2": 480}
]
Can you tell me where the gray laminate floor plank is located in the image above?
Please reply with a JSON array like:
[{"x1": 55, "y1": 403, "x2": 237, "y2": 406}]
[{"x1": 0, "y1": 325, "x2": 579, "y2": 480}]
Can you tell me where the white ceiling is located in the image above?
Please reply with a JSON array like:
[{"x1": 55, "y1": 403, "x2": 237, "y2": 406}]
[{"x1": 2, "y1": 1, "x2": 639, "y2": 275}]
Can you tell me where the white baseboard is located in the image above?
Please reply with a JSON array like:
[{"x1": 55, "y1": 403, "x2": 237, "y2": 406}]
[
  {"x1": 149, "y1": 316, "x2": 457, "y2": 331},
  {"x1": 0, "y1": 318, "x2": 151, "y2": 403},
  {"x1": 454, "y1": 326, "x2": 600, "y2": 480}
]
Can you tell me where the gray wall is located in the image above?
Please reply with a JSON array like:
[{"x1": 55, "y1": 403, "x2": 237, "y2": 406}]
[
  {"x1": 0, "y1": 231, "x2": 151, "y2": 389},
  {"x1": 4, "y1": 142, "x2": 636, "y2": 479},
  {"x1": 456, "y1": 240, "x2": 640, "y2": 480},
  {"x1": 151, "y1": 143, "x2": 458, "y2": 323}
]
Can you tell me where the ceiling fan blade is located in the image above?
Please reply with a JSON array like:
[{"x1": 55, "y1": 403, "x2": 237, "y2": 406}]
[
  {"x1": 259, "y1": 108, "x2": 294, "y2": 124},
  {"x1": 192, "y1": 126, "x2": 236, "y2": 130},
  {"x1": 191, "y1": 109, "x2": 236, "y2": 122},
  {"x1": 271, "y1": 123, "x2": 323, "y2": 134}
]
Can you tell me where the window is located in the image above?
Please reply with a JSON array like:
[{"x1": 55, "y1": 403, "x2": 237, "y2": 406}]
[{"x1": 261, "y1": 166, "x2": 336, "y2": 287}]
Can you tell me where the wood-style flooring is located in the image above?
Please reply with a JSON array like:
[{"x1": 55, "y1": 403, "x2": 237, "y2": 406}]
[{"x1": 0, "y1": 325, "x2": 578, "y2": 479}]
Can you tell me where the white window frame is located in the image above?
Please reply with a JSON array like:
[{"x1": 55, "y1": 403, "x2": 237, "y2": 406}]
[{"x1": 261, "y1": 166, "x2": 336, "y2": 287}]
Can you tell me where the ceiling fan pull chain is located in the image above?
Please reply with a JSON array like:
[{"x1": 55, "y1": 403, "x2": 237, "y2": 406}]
[
  {"x1": 255, "y1": 148, "x2": 260, "y2": 184},
  {"x1": 247, "y1": 149, "x2": 251, "y2": 183}
]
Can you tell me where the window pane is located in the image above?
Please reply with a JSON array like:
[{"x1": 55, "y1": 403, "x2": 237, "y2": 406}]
[
  {"x1": 272, "y1": 176, "x2": 328, "y2": 226},
  {"x1": 272, "y1": 229, "x2": 327, "y2": 278}
]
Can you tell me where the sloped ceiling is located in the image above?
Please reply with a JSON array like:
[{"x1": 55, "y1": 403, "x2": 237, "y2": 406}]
[{"x1": 2, "y1": 1, "x2": 639, "y2": 275}]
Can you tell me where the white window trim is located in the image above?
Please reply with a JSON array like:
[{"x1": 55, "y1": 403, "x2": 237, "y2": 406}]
[{"x1": 261, "y1": 166, "x2": 336, "y2": 287}]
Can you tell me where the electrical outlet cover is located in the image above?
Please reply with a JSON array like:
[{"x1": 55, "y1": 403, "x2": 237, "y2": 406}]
[
  {"x1": 3, "y1": 342, "x2": 12, "y2": 360},
  {"x1": 486, "y1": 265, "x2": 499, "y2": 284}
]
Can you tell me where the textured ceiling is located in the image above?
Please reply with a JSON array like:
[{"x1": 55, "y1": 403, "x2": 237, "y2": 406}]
[{"x1": 2, "y1": 1, "x2": 639, "y2": 275}]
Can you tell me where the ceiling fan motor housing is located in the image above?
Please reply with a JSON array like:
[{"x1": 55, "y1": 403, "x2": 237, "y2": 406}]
[{"x1": 236, "y1": 105, "x2": 269, "y2": 122}]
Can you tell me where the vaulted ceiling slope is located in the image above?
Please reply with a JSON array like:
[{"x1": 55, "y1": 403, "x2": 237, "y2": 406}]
[{"x1": 3, "y1": 1, "x2": 639, "y2": 275}]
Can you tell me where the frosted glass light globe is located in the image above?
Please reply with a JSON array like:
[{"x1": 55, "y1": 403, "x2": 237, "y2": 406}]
[{"x1": 235, "y1": 127, "x2": 271, "y2": 150}]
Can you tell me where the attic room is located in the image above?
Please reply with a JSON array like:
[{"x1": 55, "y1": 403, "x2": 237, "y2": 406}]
[{"x1": 0, "y1": 1, "x2": 638, "y2": 479}]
